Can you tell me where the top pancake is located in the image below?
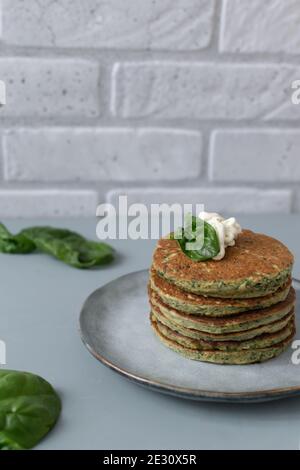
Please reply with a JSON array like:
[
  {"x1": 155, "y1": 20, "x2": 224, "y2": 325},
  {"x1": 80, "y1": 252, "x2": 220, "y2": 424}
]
[{"x1": 152, "y1": 229, "x2": 293, "y2": 298}]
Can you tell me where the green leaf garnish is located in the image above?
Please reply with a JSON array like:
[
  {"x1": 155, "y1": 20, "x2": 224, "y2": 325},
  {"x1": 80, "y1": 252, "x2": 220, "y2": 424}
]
[
  {"x1": 172, "y1": 215, "x2": 220, "y2": 261},
  {"x1": 0, "y1": 223, "x2": 35, "y2": 254},
  {"x1": 0, "y1": 370, "x2": 61, "y2": 450},
  {"x1": 0, "y1": 223, "x2": 114, "y2": 269}
]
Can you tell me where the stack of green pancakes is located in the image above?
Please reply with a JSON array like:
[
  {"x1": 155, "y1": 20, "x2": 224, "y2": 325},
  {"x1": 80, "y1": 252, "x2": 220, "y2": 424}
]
[{"x1": 149, "y1": 229, "x2": 296, "y2": 365}]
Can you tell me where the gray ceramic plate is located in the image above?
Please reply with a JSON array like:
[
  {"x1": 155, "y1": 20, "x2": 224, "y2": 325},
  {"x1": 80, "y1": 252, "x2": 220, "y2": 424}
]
[{"x1": 79, "y1": 270, "x2": 300, "y2": 403}]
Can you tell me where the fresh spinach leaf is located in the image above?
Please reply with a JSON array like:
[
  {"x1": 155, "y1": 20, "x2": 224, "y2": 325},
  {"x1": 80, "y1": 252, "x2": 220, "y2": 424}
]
[
  {"x1": 0, "y1": 370, "x2": 61, "y2": 450},
  {"x1": 0, "y1": 223, "x2": 35, "y2": 254},
  {"x1": 21, "y1": 226, "x2": 114, "y2": 269},
  {"x1": 0, "y1": 222, "x2": 114, "y2": 269},
  {"x1": 172, "y1": 215, "x2": 220, "y2": 261}
]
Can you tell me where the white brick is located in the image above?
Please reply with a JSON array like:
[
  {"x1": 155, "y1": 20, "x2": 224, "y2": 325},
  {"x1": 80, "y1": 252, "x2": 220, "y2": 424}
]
[
  {"x1": 220, "y1": 0, "x2": 300, "y2": 54},
  {"x1": 3, "y1": 128, "x2": 202, "y2": 182},
  {"x1": 0, "y1": 190, "x2": 99, "y2": 217},
  {"x1": 0, "y1": 58, "x2": 100, "y2": 118},
  {"x1": 210, "y1": 130, "x2": 300, "y2": 182},
  {"x1": 111, "y1": 62, "x2": 299, "y2": 120},
  {"x1": 1, "y1": 0, "x2": 215, "y2": 51},
  {"x1": 107, "y1": 188, "x2": 292, "y2": 214},
  {"x1": 264, "y1": 99, "x2": 300, "y2": 121}
]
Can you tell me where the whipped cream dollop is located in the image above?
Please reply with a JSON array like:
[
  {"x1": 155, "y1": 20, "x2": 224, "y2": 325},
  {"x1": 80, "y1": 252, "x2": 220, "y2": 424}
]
[{"x1": 198, "y1": 211, "x2": 242, "y2": 261}]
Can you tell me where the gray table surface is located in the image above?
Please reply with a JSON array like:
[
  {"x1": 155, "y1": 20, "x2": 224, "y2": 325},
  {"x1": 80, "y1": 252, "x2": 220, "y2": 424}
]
[{"x1": 1, "y1": 215, "x2": 300, "y2": 450}]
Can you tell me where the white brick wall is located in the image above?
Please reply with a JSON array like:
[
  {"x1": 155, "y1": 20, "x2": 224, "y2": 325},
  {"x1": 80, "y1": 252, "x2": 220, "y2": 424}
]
[
  {"x1": 0, "y1": 190, "x2": 98, "y2": 217},
  {"x1": 210, "y1": 130, "x2": 300, "y2": 182},
  {"x1": 111, "y1": 62, "x2": 298, "y2": 120},
  {"x1": 0, "y1": 58, "x2": 100, "y2": 118},
  {"x1": 220, "y1": 0, "x2": 300, "y2": 54},
  {"x1": 2, "y1": 0, "x2": 215, "y2": 50},
  {"x1": 0, "y1": 0, "x2": 299, "y2": 217},
  {"x1": 107, "y1": 188, "x2": 292, "y2": 214},
  {"x1": 3, "y1": 128, "x2": 202, "y2": 182}
]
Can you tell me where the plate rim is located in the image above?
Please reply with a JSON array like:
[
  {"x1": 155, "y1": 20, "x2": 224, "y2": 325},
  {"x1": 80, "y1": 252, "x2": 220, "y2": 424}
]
[{"x1": 79, "y1": 269, "x2": 300, "y2": 403}]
